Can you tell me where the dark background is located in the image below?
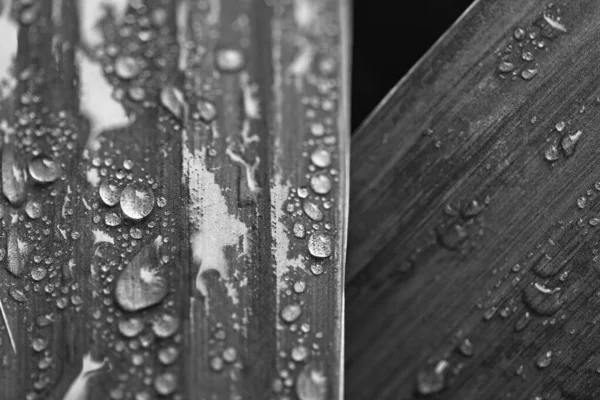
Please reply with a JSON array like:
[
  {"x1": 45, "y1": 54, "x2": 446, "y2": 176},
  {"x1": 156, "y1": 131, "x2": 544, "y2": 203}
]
[{"x1": 351, "y1": 0, "x2": 475, "y2": 131}]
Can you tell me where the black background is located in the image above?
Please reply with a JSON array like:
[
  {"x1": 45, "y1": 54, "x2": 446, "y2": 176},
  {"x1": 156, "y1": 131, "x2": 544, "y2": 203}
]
[{"x1": 351, "y1": 0, "x2": 475, "y2": 131}]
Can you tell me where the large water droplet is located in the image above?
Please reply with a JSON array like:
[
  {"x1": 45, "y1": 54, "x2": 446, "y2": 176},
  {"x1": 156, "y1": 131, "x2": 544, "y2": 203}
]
[
  {"x1": 115, "y1": 243, "x2": 167, "y2": 312},
  {"x1": 25, "y1": 199, "x2": 42, "y2": 219},
  {"x1": 308, "y1": 233, "x2": 332, "y2": 258},
  {"x1": 28, "y1": 155, "x2": 61, "y2": 183},
  {"x1": 120, "y1": 183, "x2": 155, "y2": 220},
  {"x1": 6, "y1": 230, "x2": 26, "y2": 278},
  {"x1": 561, "y1": 130, "x2": 582, "y2": 157},
  {"x1": 296, "y1": 362, "x2": 327, "y2": 400},
  {"x1": 536, "y1": 351, "x2": 552, "y2": 368},
  {"x1": 158, "y1": 346, "x2": 179, "y2": 365}
]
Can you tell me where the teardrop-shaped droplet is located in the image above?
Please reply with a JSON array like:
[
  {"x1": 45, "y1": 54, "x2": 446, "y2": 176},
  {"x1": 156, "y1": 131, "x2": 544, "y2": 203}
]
[
  {"x1": 303, "y1": 200, "x2": 324, "y2": 222},
  {"x1": 6, "y1": 230, "x2": 26, "y2": 278},
  {"x1": 160, "y1": 86, "x2": 186, "y2": 120},
  {"x1": 2, "y1": 144, "x2": 28, "y2": 206},
  {"x1": 115, "y1": 243, "x2": 168, "y2": 312}
]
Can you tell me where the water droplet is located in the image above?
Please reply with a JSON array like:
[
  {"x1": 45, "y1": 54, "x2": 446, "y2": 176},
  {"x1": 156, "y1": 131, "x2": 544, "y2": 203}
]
[
  {"x1": 303, "y1": 200, "x2": 323, "y2": 222},
  {"x1": 417, "y1": 360, "x2": 448, "y2": 395},
  {"x1": 297, "y1": 361, "x2": 327, "y2": 400},
  {"x1": 521, "y1": 51, "x2": 534, "y2": 61},
  {"x1": 118, "y1": 318, "x2": 145, "y2": 338},
  {"x1": 105, "y1": 212, "x2": 122, "y2": 227},
  {"x1": 461, "y1": 199, "x2": 484, "y2": 218},
  {"x1": 523, "y1": 283, "x2": 563, "y2": 316},
  {"x1": 9, "y1": 287, "x2": 27, "y2": 302},
  {"x1": 536, "y1": 351, "x2": 552, "y2": 368},
  {"x1": 514, "y1": 27, "x2": 526, "y2": 40},
  {"x1": 293, "y1": 222, "x2": 306, "y2": 238},
  {"x1": 28, "y1": 155, "x2": 61, "y2": 183},
  {"x1": 521, "y1": 68, "x2": 538, "y2": 80},
  {"x1": 210, "y1": 356, "x2": 224, "y2": 372},
  {"x1": 291, "y1": 345, "x2": 308, "y2": 362},
  {"x1": 555, "y1": 121, "x2": 566, "y2": 132},
  {"x1": 459, "y1": 338, "x2": 473, "y2": 357},
  {"x1": 31, "y1": 338, "x2": 47, "y2": 352},
  {"x1": 25, "y1": 199, "x2": 42, "y2": 219},
  {"x1": 158, "y1": 346, "x2": 179, "y2": 365},
  {"x1": 215, "y1": 47, "x2": 245, "y2": 73},
  {"x1": 160, "y1": 86, "x2": 186, "y2": 120},
  {"x1": 154, "y1": 372, "x2": 177, "y2": 396},
  {"x1": 310, "y1": 264, "x2": 324, "y2": 276},
  {"x1": 6, "y1": 231, "x2": 26, "y2": 278},
  {"x1": 31, "y1": 266, "x2": 47, "y2": 281},
  {"x1": 120, "y1": 183, "x2": 155, "y2": 220},
  {"x1": 561, "y1": 130, "x2": 582, "y2": 157},
  {"x1": 310, "y1": 172, "x2": 332, "y2": 195},
  {"x1": 115, "y1": 244, "x2": 167, "y2": 312},
  {"x1": 2, "y1": 144, "x2": 27, "y2": 206},
  {"x1": 310, "y1": 148, "x2": 331, "y2": 168},
  {"x1": 294, "y1": 280, "x2": 307, "y2": 294},
  {"x1": 223, "y1": 346, "x2": 237, "y2": 363},
  {"x1": 114, "y1": 56, "x2": 141, "y2": 80},
  {"x1": 577, "y1": 196, "x2": 587, "y2": 209},
  {"x1": 544, "y1": 142, "x2": 560, "y2": 161},
  {"x1": 281, "y1": 304, "x2": 302, "y2": 323},
  {"x1": 308, "y1": 233, "x2": 332, "y2": 258},
  {"x1": 498, "y1": 61, "x2": 515, "y2": 73},
  {"x1": 197, "y1": 99, "x2": 217, "y2": 123},
  {"x1": 130, "y1": 227, "x2": 143, "y2": 239},
  {"x1": 99, "y1": 180, "x2": 121, "y2": 206},
  {"x1": 151, "y1": 313, "x2": 180, "y2": 338},
  {"x1": 436, "y1": 223, "x2": 468, "y2": 250}
]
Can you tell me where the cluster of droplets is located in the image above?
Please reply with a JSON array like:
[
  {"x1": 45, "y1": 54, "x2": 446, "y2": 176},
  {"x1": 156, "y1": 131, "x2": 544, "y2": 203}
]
[{"x1": 496, "y1": 4, "x2": 566, "y2": 81}]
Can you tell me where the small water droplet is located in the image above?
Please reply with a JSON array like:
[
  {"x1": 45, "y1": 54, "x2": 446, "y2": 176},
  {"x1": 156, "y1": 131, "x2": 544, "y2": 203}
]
[
  {"x1": 498, "y1": 61, "x2": 515, "y2": 73},
  {"x1": 292, "y1": 345, "x2": 308, "y2": 362},
  {"x1": 310, "y1": 148, "x2": 331, "y2": 168},
  {"x1": 154, "y1": 372, "x2": 177, "y2": 396},
  {"x1": 281, "y1": 304, "x2": 302, "y2": 323},
  {"x1": 459, "y1": 338, "x2": 473, "y2": 357},
  {"x1": 544, "y1": 142, "x2": 560, "y2": 161},
  {"x1": 151, "y1": 313, "x2": 180, "y2": 338},
  {"x1": 223, "y1": 346, "x2": 237, "y2": 363},
  {"x1": 105, "y1": 212, "x2": 122, "y2": 227},
  {"x1": 521, "y1": 68, "x2": 538, "y2": 80},
  {"x1": 118, "y1": 318, "x2": 145, "y2": 338},
  {"x1": 514, "y1": 27, "x2": 526, "y2": 40},
  {"x1": 561, "y1": 130, "x2": 582, "y2": 157},
  {"x1": 536, "y1": 351, "x2": 552, "y2": 369},
  {"x1": 158, "y1": 346, "x2": 179, "y2": 365},
  {"x1": 25, "y1": 199, "x2": 42, "y2": 219},
  {"x1": 303, "y1": 200, "x2": 323, "y2": 222},
  {"x1": 215, "y1": 47, "x2": 245, "y2": 73},
  {"x1": 99, "y1": 180, "x2": 121, "y2": 207},
  {"x1": 310, "y1": 172, "x2": 332, "y2": 195},
  {"x1": 114, "y1": 56, "x2": 141, "y2": 80},
  {"x1": 160, "y1": 86, "x2": 186, "y2": 120},
  {"x1": 436, "y1": 223, "x2": 468, "y2": 250},
  {"x1": 197, "y1": 99, "x2": 217, "y2": 123},
  {"x1": 9, "y1": 287, "x2": 27, "y2": 302},
  {"x1": 293, "y1": 222, "x2": 306, "y2": 238},
  {"x1": 577, "y1": 196, "x2": 587, "y2": 209},
  {"x1": 417, "y1": 360, "x2": 448, "y2": 395}
]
